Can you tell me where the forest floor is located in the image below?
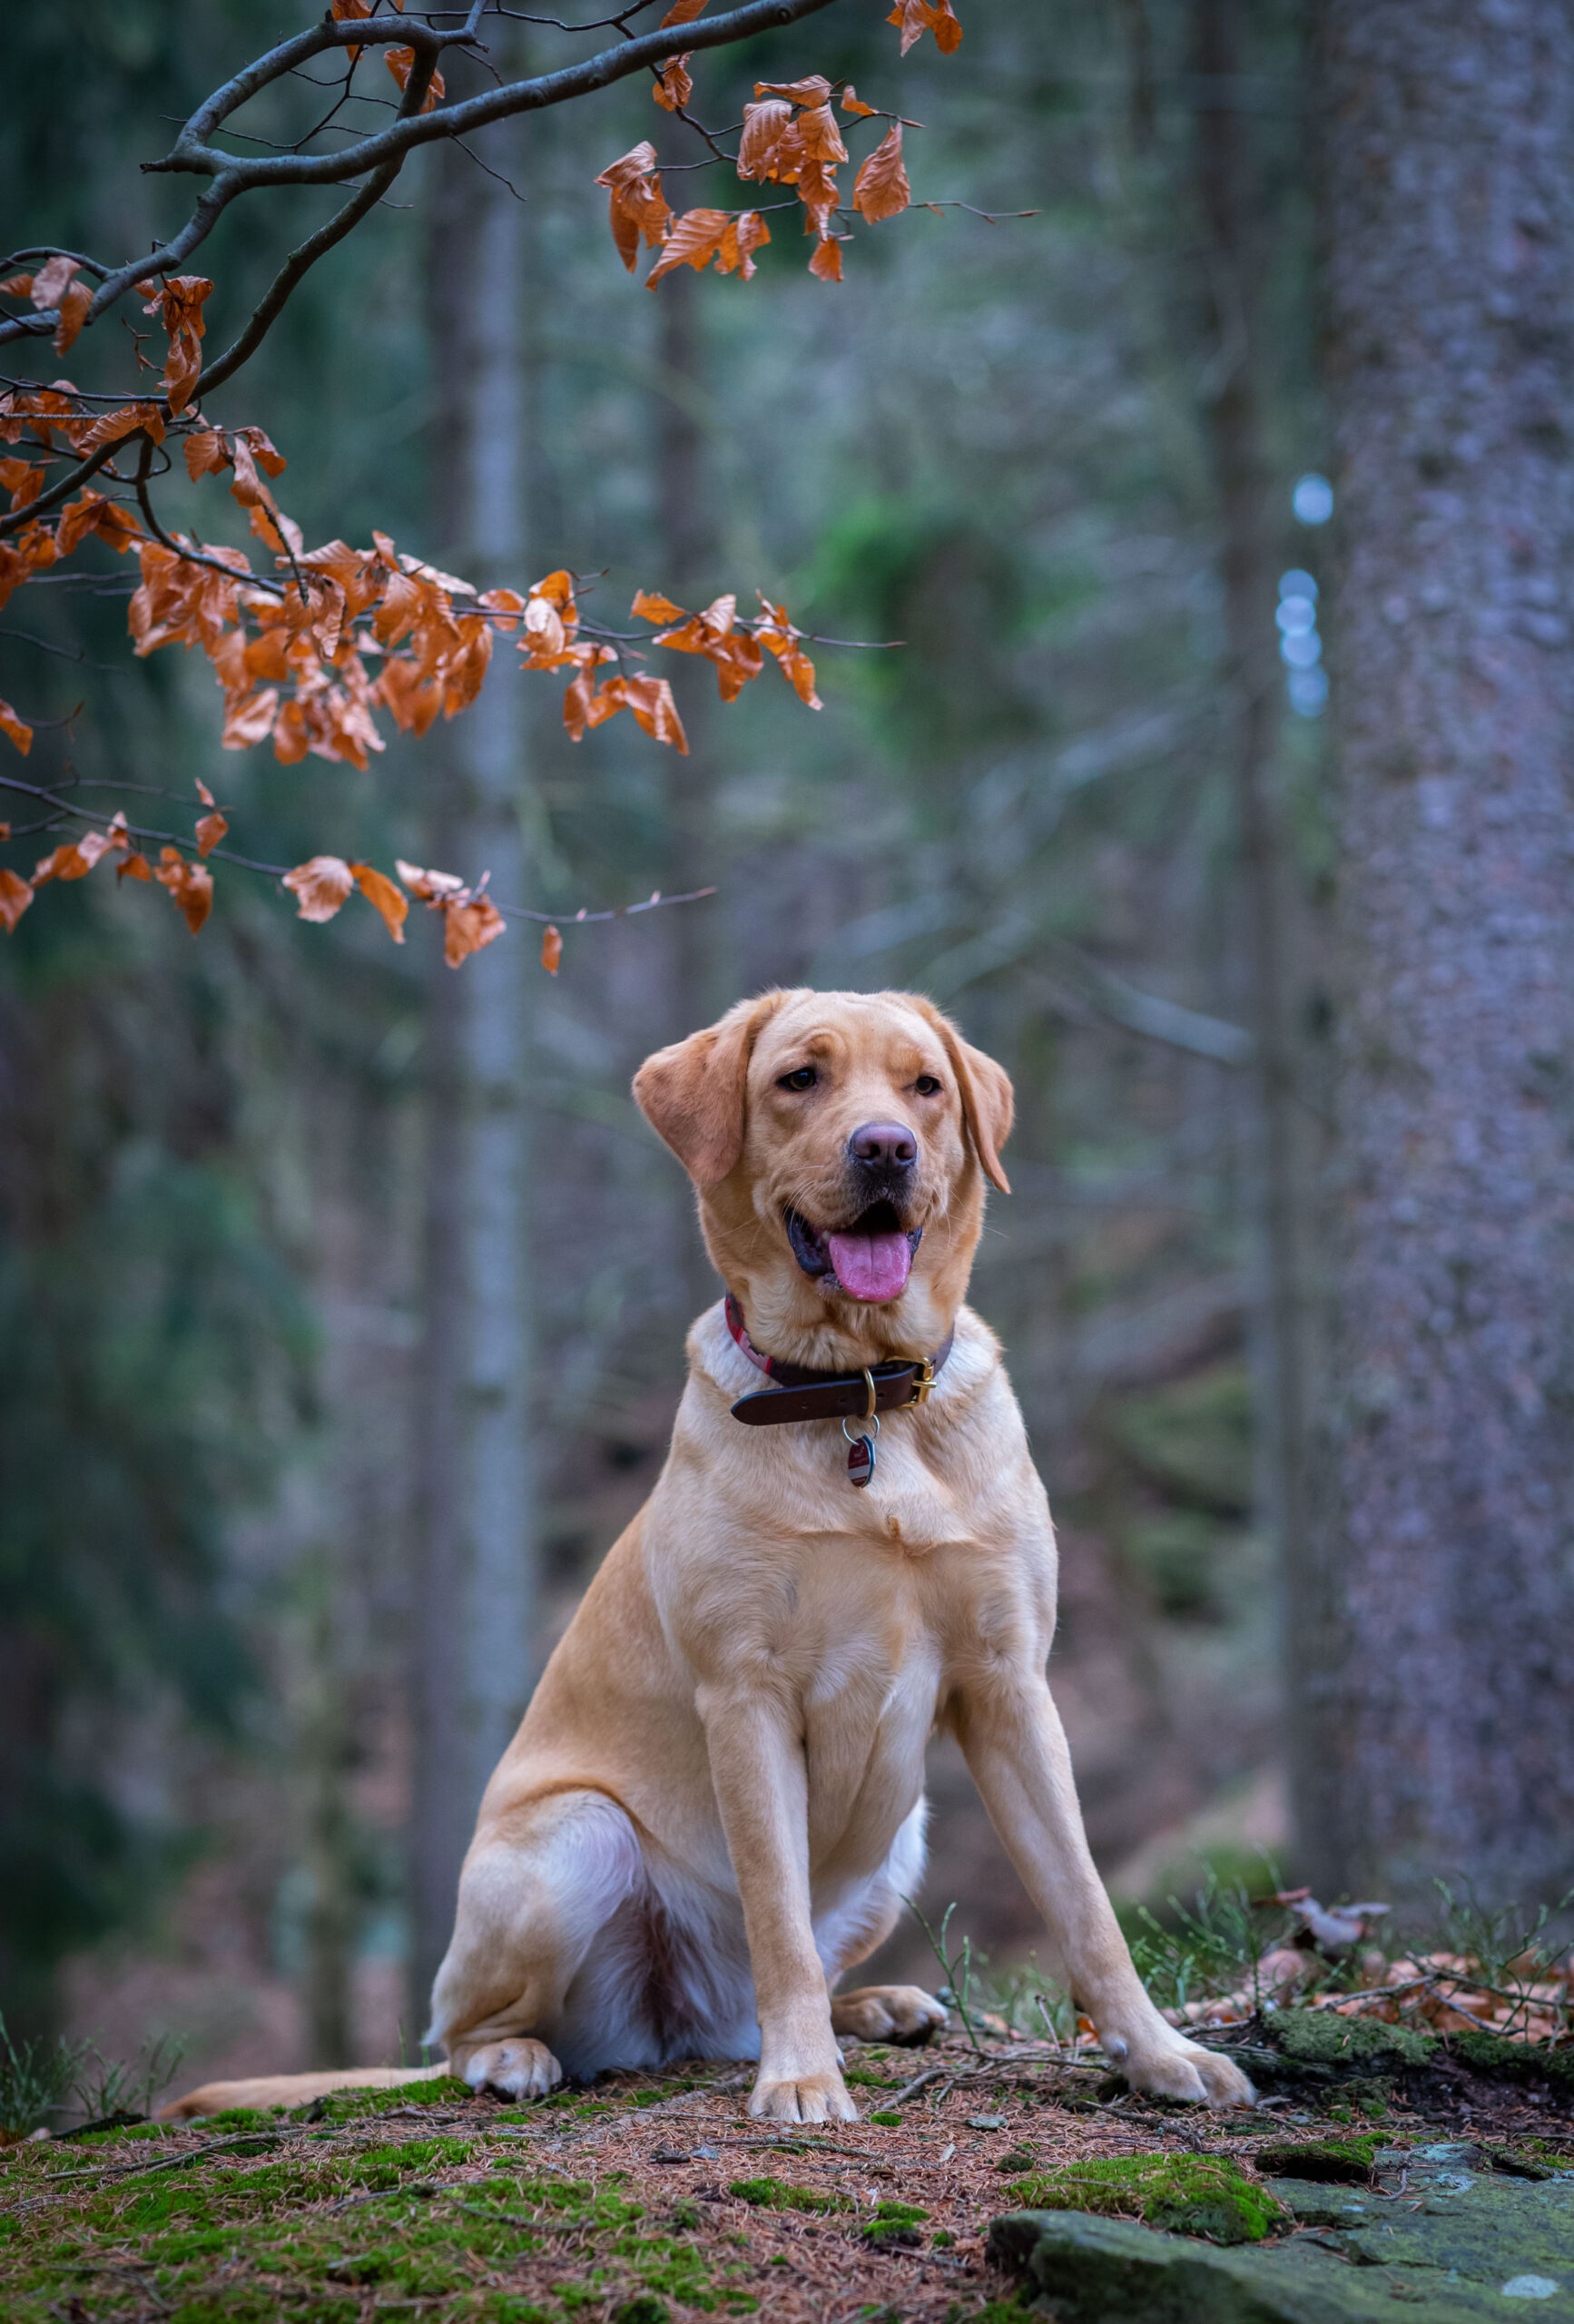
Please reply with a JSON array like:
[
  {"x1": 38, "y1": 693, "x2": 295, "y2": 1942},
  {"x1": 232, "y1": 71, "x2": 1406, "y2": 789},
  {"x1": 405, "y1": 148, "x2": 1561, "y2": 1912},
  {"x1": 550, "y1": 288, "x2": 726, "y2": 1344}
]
[{"x1": 4, "y1": 2013, "x2": 1573, "y2": 2324}]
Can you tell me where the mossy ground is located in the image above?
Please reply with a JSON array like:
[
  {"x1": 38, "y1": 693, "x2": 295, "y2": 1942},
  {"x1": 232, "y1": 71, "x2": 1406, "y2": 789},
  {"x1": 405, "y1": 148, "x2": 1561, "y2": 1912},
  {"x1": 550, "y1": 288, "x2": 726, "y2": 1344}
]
[
  {"x1": 1008, "y1": 2153, "x2": 1283, "y2": 2244},
  {"x1": 4, "y1": 2016, "x2": 1569, "y2": 2324}
]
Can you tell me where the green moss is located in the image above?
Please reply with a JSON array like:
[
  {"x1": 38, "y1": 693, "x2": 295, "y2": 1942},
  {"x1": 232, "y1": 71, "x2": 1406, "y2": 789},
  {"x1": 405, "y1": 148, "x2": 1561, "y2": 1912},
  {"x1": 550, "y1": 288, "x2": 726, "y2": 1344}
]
[
  {"x1": 300, "y1": 2074, "x2": 473, "y2": 2124},
  {"x1": 861, "y1": 2199, "x2": 930, "y2": 2244},
  {"x1": 728, "y1": 2176, "x2": 851, "y2": 2214},
  {"x1": 868, "y1": 2110, "x2": 902, "y2": 2126},
  {"x1": 1009, "y1": 2153, "x2": 1284, "y2": 2247},
  {"x1": 1450, "y1": 2031, "x2": 1574, "y2": 2093},
  {"x1": 842, "y1": 2068, "x2": 897, "y2": 2088},
  {"x1": 1270, "y1": 2008, "x2": 1436, "y2": 2071},
  {"x1": 1252, "y1": 2133, "x2": 1381, "y2": 2182}
]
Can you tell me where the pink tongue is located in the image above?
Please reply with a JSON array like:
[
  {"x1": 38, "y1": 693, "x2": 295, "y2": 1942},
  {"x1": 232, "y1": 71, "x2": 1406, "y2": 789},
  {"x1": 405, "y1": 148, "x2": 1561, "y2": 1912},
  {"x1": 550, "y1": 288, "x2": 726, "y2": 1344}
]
[{"x1": 825, "y1": 1228, "x2": 913, "y2": 1304}]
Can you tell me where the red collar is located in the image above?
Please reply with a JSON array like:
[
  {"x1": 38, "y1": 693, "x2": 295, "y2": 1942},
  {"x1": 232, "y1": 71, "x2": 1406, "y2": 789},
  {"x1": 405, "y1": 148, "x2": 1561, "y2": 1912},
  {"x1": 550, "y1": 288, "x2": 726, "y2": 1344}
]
[{"x1": 723, "y1": 1293, "x2": 955, "y2": 1426}]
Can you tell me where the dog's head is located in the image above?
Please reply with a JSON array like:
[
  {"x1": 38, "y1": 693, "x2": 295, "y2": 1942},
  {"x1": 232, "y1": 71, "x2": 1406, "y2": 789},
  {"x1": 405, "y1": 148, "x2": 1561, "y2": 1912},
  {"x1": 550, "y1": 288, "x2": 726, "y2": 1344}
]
[{"x1": 633, "y1": 989, "x2": 1012, "y2": 1361}]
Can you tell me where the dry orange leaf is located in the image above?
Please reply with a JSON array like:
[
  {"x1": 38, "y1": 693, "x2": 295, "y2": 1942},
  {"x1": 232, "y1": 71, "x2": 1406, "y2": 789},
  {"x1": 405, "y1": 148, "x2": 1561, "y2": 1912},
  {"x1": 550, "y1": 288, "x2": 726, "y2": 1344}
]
[
  {"x1": 595, "y1": 142, "x2": 673, "y2": 272},
  {"x1": 564, "y1": 663, "x2": 689, "y2": 752},
  {"x1": 349, "y1": 860, "x2": 408, "y2": 941},
  {"x1": 74, "y1": 402, "x2": 165, "y2": 456},
  {"x1": 654, "y1": 54, "x2": 693, "y2": 111},
  {"x1": 185, "y1": 428, "x2": 230, "y2": 480},
  {"x1": 809, "y1": 235, "x2": 845, "y2": 281},
  {"x1": 195, "y1": 778, "x2": 215, "y2": 806},
  {"x1": 756, "y1": 596, "x2": 822, "y2": 708},
  {"x1": 56, "y1": 490, "x2": 145, "y2": 558},
  {"x1": 541, "y1": 922, "x2": 562, "y2": 975},
  {"x1": 0, "y1": 866, "x2": 33, "y2": 931},
  {"x1": 386, "y1": 47, "x2": 445, "y2": 109},
  {"x1": 841, "y1": 86, "x2": 879, "y2": 117},
  {"x1": 117, "y1": 851, "x2": 152, "y2": 883},
  {"x1": 154, "y1": 845, "x2": 213, "y2": 931},
  {"x1": 852, "y1": 123, "x2": 911, "y2": 222},
  {"x1": 283, "y1": 854, "x2": 355, "y2": 921},
  {"x1": 0, "y1": 457, "x2": 43, "y2": 512},
  {"x1": 30, "y1": 255, "x2": 80, "y2": 310},
  {"x1": 659, "y1": 0, "x2": 706, "y2": 19},
  {"x1": 755, "y1": 74, "x2": 833, "y2": 105},
  {"x1": 54, "y1": 281, "x2": 93, "y2": 357},
  {"x1": 632, "y1": 588, "x2": 687, "y2": 624},
  {"x1": 33, "y1": 842, "x2": 91, "y2": 885},
  {"x1": 647, "y1": 209, "x2": 770, "y2": 285},
  {"x1": 233, "y1": 424, "x2": 286, "y2": 478},
  {"x1": 443, "y1": 893, "x2": 506, "y2": 968},
  {"x1": 887, "y1": 0, "x2": 962, "y2": 52},
  {"x1": 74, "y1": 812, "x2": 130, "y2": 872},
  {"x1": 195, "y1": 811, "x2": 228, "y2": 857},
  {"x1": 142, "y1": 276, "x2": 213, "y2": 416},
  {"x1": 396, "y1": 858, "x2": 467, "y2": 902},
  {"x1": 0, "y1": 697, "x2": 33, "y2": 754}
]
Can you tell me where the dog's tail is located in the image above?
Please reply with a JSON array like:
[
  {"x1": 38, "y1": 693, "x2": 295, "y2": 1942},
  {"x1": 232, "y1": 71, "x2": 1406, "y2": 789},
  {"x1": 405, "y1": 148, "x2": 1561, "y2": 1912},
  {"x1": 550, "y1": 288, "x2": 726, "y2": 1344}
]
[{"x1": 158, "y1": 2062, "x2": 453, "y2": 2122}]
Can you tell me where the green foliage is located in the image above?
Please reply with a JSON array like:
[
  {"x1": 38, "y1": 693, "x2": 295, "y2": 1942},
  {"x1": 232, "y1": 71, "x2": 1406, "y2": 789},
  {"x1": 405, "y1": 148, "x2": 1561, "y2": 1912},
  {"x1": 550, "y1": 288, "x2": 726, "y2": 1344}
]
[
  {"x1": 0, "y1": 2014, "x2": 81, "y2": 2137},
  {"x1": 1431, "y1": 1880, "x2": 1574, "y2": 2001},
  {"x1": 906, "y1": 1898, "x2": 987, "y2": 2053},
  {"x1": 1008, "y1": 2153, "x2": 1284, "y2": 2246},
  {"x1": 1125, "y1": 1867, "x2": 1274, "y2": 2018}
]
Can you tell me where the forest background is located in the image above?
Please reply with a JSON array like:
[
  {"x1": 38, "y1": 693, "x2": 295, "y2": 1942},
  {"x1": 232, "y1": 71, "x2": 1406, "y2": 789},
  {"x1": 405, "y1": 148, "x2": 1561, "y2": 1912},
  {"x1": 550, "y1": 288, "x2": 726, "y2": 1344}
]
[{"x1": 4, "y1": 0, "x2": 1569, "y2": 2094}]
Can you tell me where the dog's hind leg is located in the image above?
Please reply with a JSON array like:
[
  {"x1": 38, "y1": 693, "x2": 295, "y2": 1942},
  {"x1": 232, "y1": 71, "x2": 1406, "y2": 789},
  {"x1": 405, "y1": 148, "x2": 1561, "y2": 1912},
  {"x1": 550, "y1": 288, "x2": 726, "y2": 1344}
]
[
  {"x1": 821, "y1": 1799, "x2": 948, "y2": 2048},
  {"x1": 430, "y1": 1787, "x2": 644, "y2": 2101}
]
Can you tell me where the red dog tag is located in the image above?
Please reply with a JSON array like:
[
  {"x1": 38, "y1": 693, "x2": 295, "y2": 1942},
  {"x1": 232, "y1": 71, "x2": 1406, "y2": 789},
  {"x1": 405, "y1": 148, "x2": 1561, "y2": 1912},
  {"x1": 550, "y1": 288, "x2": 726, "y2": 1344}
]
[{"x1": 846, "y1": 1433, "x2": 875, "y2": 1488}]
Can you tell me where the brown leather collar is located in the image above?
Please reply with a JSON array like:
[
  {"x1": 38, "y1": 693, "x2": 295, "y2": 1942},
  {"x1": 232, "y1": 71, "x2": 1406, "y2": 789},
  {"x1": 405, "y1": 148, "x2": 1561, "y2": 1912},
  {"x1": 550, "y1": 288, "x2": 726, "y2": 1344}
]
[{"x1": 724, "y1": 1293, "x2": 955, "y2": 1428}]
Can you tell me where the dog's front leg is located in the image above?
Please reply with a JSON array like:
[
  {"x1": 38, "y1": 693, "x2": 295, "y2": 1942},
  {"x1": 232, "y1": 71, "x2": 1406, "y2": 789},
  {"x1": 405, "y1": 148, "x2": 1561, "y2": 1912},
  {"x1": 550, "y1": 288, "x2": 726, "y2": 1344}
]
[
  {"x1": 697, "y1": 1682, "x2": 857, "y2": 2123},
  {"x1": 956, "y1": 1678, "x2": 1255, "y2": 2108}
]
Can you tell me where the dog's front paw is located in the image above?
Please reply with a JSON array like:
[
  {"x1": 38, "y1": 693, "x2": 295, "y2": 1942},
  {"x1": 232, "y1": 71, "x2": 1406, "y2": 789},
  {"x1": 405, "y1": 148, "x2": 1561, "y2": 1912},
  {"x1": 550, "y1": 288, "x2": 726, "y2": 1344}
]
[
  {"x1": 749, "y1": 2069, "x2": 859, "y2": 2124},
  {"x1": 1112, "y1": 2029, "x2": 1255, "y2": 2109},
  {"x1": 831, "y1": 1984, "x2": 949, "y2": 2047},
  {"x1": 454, "y1": 2036, "x2": 563, "y2": 2102}
]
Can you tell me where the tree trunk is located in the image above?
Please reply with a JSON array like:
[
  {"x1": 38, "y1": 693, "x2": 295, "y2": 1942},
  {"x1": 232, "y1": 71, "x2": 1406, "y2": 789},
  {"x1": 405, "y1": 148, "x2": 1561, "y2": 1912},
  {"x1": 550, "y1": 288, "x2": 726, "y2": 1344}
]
[
  {"x1": 1304, "y1": 0, "x2": 1574, "y2": 1905},
  {"x1": 409, "y1": 131, "x2": 537, "y2": 2029},
  {"x1": 1190, "y1": 0, "x2": 1316, "y2": 1803},
  {"x1": 655, "y1": 265, "x2": 723, "y2": 1315}
]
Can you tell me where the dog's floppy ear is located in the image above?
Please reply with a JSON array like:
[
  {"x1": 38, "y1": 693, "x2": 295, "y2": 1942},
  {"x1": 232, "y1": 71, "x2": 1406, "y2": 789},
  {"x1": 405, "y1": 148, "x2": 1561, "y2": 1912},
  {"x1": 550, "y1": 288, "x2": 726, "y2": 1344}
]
[
  {"x1": 633, "y1": 991, "x2": 790, "y2": 1186},
  {"x1": 910, "y1": 996, "x2": 1013, "y2": 1194}
]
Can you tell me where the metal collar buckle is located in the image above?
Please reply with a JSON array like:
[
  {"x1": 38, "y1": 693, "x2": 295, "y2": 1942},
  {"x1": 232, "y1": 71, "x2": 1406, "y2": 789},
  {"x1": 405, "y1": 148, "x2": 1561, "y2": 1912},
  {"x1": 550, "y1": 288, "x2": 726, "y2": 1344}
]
[{"x1": 910, "y1": 1355, "x2": 936, "y2": 1405}]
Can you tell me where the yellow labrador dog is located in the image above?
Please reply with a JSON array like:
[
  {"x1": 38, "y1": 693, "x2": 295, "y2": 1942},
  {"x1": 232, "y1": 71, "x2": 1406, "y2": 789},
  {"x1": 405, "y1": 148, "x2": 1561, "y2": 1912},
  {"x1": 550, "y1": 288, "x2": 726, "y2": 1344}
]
[{"x1": 166, "y1": 989, "x2": 1251, "y2": 2122}]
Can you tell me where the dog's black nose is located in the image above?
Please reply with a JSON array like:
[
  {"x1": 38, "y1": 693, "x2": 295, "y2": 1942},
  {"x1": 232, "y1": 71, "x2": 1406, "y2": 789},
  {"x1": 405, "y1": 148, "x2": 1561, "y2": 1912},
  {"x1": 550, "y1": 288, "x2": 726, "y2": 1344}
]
[{"x1": 849, "y1": 1120, "x2": 917, "y2": 1169}]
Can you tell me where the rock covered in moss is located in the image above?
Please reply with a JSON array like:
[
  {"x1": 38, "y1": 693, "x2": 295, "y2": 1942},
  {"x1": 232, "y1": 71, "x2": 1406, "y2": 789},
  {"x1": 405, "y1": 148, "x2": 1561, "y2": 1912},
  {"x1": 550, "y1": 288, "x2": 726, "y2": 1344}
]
[
  {"x1": 1253, "y1": 2133, "x2": 1382, "y2": 2183},
  {"x1": 1008, "y1": 2152, "x2": 1284, "y2": 2245},
  {"x1": 1269, "y1": 2009, "x2": 1436, "y2": 2073}
]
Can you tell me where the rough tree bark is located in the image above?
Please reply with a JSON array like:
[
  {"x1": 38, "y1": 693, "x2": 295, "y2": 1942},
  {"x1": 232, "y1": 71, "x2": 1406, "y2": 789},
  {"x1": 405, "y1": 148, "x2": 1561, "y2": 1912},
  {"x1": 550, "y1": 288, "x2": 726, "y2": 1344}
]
[
  {"x1": 409, "y1": 126, "x2": 537, "y2": 2024},
  {"x1": 1304, "y1": 0, "x2": 1574, "y2": 1905}
]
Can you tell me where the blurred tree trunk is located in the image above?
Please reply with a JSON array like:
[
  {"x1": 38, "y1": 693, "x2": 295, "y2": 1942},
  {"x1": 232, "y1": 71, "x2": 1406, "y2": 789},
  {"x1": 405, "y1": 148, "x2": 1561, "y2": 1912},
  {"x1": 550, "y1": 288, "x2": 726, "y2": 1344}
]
[
  {"x1": 1303, "y1": 0, "x2": 1574, "y2": 1905},
  {"x1": 300, "y1": 1561, "x2": 355, "y2": 2065},
  {"x1": 409, "y1": 130, "x2": 537, "y2": 2029},
  {"x1": 656, "y1": 266, "x2": 723, "y2": 1316},
  {"x1": 1189, "y1": 0, "x2": 1315, "y2": 1789}
]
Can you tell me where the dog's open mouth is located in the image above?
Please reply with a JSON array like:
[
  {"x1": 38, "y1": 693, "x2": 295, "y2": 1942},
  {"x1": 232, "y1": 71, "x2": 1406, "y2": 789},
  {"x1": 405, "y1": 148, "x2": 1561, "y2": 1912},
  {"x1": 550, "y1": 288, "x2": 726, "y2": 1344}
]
[{"x1": 784, "y1": 1202, "x2": 921, "y2": 1304}]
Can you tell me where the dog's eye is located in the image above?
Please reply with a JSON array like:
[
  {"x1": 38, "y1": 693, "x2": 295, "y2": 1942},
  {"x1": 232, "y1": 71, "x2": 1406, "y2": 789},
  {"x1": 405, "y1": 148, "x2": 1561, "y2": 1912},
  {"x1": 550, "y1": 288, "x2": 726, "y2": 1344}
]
[
  {"x1": 913, "y1": 1074, "x2": 942, "y2": 1097},
  {"x1": 777, "y1": 1067, "x2": 817, "y2": 1092}
]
